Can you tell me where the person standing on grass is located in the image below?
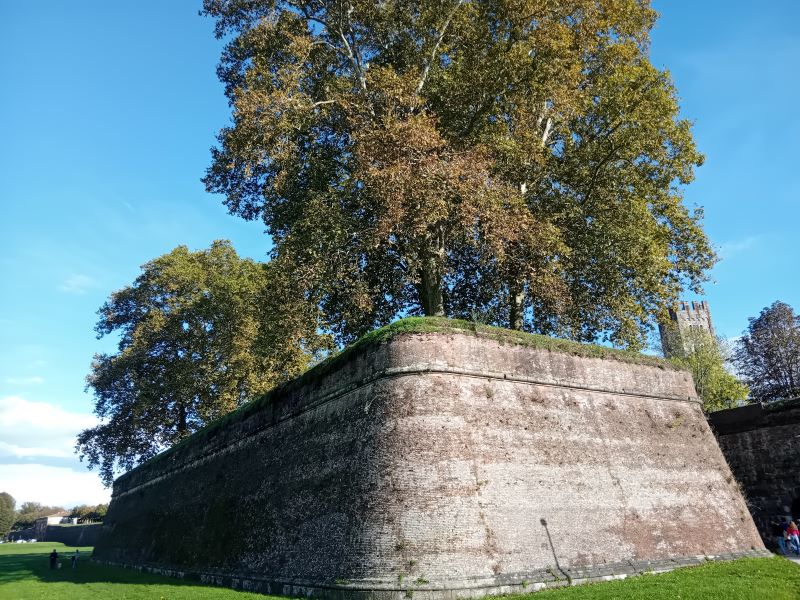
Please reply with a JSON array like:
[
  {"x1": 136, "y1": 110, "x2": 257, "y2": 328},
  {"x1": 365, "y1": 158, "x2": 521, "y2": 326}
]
[
  {"x1": 49, "y1": 549, "x2": 58, "y2": 569},
  {"x1": 772, "y1": 521, "x2": 788, "y2": 555},
  {"x1": 71, "y1": 550, "x2": 78, "y2": 569}
]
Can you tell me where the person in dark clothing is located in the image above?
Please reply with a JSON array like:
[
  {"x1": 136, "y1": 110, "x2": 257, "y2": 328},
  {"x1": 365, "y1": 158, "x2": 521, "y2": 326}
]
[
  {"x1": 49, "y1": 549, "x2": 58, "y2": 569},
  {"x1": 771, "y1": 521, "x2": 788, "y2": 555}
]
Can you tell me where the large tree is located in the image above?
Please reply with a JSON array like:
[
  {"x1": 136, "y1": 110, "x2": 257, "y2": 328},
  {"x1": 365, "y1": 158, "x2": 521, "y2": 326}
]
[
  {"x1": 77, "y1": 241, "x2": 329, "y2": 485},
  {"x1": 203, "y1": 0, "x2": 714, "y2": 348},
  {"x1": 0, "y1": 493, "x2": 14, "y2": 539},
  {"x1": 734, "y1": 301, "x2": 800, "y2": 402}
]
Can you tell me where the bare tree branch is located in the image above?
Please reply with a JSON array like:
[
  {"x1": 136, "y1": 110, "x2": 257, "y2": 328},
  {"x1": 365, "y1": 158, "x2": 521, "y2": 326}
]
[
  {"x1": 335, "y1": 2, "x2": 368, "y2": 93},
  {"x1": 416, "y1": 0, "x2": 465, "y2": 95},
  {"x1": 290, "y1": 0, "x2": 368, "y2": 94},
  {"x1": 541, "y1": 117, "x2": 553, "y2": 147},
  {"x1": 311, "y1": 99, "x2": 337, "y2": 108}
]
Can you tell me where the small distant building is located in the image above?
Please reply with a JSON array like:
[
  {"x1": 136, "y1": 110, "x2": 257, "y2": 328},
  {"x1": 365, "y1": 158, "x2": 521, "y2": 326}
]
[
  {"x1": 40, "y1": 512, "x2": 74, "y2": 525},
  {"x1": 659, "y1": 300, "x2": 715, "y2": 358},
  {"x1": 32, "y1": 512, "x2": 75, "y2": 539}
]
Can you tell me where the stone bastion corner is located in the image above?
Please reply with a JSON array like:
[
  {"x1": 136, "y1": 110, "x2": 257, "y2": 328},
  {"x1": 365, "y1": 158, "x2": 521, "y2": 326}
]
[{"x1": 93, "y1": 320, "x2": 766, "y2": 598}]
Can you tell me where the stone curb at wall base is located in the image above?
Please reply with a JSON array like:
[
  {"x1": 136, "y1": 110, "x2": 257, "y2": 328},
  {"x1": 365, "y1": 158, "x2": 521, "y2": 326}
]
[{"x1": 93, "y1": 549, "x2": 772, "y2": 600}]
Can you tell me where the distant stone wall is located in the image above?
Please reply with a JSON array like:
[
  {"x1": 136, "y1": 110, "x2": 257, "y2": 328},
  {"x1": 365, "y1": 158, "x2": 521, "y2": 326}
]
[
  {"x1": 8, "y1": 527, "x2": 35, "y2": 541},
  {"x1": 95, "y1": 327, "x2": 764, "y2": 598},
  {"x1": 8, "y1": 523, "x2": 101, "y2": 546},
  {"x1": 46, "y1": 523, "x2": 103, "y2": 546},
  {"x1": 709, "y1": 399, "x2": 800, "y2": 546}
]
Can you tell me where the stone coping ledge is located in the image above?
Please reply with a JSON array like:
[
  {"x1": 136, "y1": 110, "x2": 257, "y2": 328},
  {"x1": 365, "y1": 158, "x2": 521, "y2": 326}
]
[{"x1": 93, "y1": 549, "x2": 771, "y2": 599}]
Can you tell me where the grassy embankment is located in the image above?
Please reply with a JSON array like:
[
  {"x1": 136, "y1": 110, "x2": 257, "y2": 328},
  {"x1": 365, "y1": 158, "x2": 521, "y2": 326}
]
[{"x1": 1, "y1": 543, "x2": 799, "y2": 599}]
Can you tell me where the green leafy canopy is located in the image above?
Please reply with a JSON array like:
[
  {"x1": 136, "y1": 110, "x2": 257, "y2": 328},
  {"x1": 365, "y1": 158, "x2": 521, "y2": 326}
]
[
  {"x1": 77, "y1": 241, "x2": 330, "y2": 485},
  {"x1": 203, "y1": 0, "x2": 715, "y2": 349},
  {"x1": 663, "y1": 327, "x2": 749, "y2": 413},
  {"x1": 734, "y1": 301, "x2": 800, "y2": 403}
]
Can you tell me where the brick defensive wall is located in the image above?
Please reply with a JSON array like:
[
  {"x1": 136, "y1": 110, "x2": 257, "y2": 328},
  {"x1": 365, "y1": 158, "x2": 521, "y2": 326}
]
[
  {"x1": 709, "y1": 399, "x2": 800, "y2": 548},
  {"x1": 94, "y1": 318, "x2": 765, "y2": 598}
]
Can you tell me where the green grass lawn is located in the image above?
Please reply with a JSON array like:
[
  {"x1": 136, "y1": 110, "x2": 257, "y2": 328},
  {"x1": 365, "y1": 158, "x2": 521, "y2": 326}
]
[
  {"x1": 0, "y1": 542, "x2": 267, "y2": 599},
  {"x1": 506, "y1": 556, "x2": 800, "y2": 599},
  {"x1": 1, "y1": 542, "x2": 798, "y2": 599}
]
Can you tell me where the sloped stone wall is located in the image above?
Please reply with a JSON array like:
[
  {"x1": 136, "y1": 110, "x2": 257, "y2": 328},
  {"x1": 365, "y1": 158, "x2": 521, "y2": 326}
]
[{"x1": 94, "y1": 328, "x2": 764, "y2": 598}]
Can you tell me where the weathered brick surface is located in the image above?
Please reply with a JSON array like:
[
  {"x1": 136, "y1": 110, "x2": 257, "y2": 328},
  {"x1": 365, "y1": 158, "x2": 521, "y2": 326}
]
[
  {"x1": 709, "y1": 399, "x2": 800, "y2": 547},
  {"x1": 94, "y1": 332, "x2": 764, "y2": 598}
]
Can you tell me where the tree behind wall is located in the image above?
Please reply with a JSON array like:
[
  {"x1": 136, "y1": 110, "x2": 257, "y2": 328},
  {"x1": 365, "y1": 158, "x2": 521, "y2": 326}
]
[
  {"x1": 13, "y1": 501, "x2": 65, "y2": 529},
  {"x1": 202, "y1": 0, "x2": 715, "y2": 349},
  {"x1": 663, "y1": 327, "x2": 749, "y2": 412},
  {"x1": 734, "y1": 301, "x2": 800, "y2": 402},
  {"x1": 77, "y1": 241, "x2": 331, "y2": 486},
  {"x1": 69, "y1": 503, "x2": 109, "y2": 522}
]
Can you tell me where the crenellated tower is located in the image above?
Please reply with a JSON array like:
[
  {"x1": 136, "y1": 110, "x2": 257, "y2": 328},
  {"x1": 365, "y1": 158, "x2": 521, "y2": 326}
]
[{"x1": 659, "y1": 300, "x2": 715, "y2": 358}]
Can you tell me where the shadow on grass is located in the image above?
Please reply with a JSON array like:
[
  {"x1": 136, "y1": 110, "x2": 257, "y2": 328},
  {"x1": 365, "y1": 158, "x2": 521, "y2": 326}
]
[{"x1": 0, "y1": 551, "x2": 218, "y2": 589}]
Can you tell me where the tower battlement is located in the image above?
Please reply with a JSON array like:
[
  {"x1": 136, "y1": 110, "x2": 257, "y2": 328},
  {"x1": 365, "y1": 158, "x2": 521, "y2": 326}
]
[{"x1": 660, "y1": 300, "x2": 715, "y2": 358}]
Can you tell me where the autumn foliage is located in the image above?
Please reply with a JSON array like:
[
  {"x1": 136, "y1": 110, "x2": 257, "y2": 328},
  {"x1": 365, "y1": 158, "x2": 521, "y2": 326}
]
[{"x1": 202, "y1": 0, "x2": 715, "y2": 349}]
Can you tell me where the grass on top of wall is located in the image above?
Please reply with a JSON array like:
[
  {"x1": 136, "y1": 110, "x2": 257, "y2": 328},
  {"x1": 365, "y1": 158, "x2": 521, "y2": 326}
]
[
  {"x1": 335, "y1": 316, "x2": 675, "y2": 367},
  {"x1": 124, "y1": 316, "x2": 679, "y2": 481},
  {"x1": 1, "y1": 543, "x2": 798, "y2": 599}
]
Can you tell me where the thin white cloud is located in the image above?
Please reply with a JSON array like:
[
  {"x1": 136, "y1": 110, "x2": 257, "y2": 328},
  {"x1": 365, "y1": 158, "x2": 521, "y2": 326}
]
[
  {"x1": 4, "y1": 376, "x2": 44, "y2": 386},
  {"x1": 718, "y1": 236, "x2": 760, "y2": 259},
  {"x1": 0, "y1": 396, "x2": 98, "y2": 460},
  {"x1": 0, "y1": 440, "x2": 72, "y2": 459},
  {"x1": 58, "y1": 273, "x2": 97, "y2": 294},
  {"x1": 0, "y1": 396, "x2": 107, "y2": 506},
  {"x1": 0, "y1": 464, "x2": 110, "y2": 507}
]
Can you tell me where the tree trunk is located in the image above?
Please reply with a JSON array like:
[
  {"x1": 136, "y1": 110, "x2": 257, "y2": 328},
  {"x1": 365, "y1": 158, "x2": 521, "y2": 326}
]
[
  {"x1": 509, "y1": 282, "x2": 524, "y2": 330},
  {"x1": 419, "y1": 259, "x2": 444, "y2": 316},
  {"x1": 177, "y1": 402, "x2": 188, "y2": 438},
  {"x1": 418, "y1": 231, "x2": 445, "y2": 317}
]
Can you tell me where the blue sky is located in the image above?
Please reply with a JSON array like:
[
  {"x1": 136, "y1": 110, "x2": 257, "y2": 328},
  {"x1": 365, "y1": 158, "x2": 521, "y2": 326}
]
[{"x1": 0, "y1": 1, "x2": 798, "y2": 506}]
